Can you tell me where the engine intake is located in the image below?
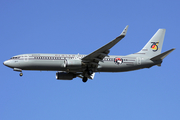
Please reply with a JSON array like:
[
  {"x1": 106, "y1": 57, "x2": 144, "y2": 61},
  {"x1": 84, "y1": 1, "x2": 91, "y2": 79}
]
[
  {"x1": 56, "y1": 72, "x2": 76, "y2": 80},
  {"x1": 64, "y1": 59, "x2": 82, "y2": 69}
]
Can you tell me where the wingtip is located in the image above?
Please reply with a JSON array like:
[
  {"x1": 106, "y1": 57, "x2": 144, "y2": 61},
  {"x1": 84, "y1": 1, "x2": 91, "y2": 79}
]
[
  {"x1": 120, "y1": 25, "x2": 129, "y2": 36},
  {"x1": 169, "y1": 48, "x2": 176, "y2": 52}
]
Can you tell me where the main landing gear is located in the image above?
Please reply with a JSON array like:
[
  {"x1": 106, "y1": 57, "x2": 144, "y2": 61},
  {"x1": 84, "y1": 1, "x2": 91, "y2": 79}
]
[
  {"x1": 82, "y1": 77, "x2": 88, "y2": 83},
  {"x1": 82, "y1": 67, "x2": 93, "y2": 83},
  {"x1": 82, "y1": 69, "x2": 93, "y2": 83}
]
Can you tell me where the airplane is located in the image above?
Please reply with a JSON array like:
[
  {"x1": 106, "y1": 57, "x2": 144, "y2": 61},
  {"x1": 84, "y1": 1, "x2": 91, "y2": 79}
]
[{"x1": 3, "y1": 25, "x2": 175, "y2": 82}]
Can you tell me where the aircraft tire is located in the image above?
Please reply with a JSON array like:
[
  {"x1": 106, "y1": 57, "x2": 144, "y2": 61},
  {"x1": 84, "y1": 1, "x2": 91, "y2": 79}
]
[
  {"x1": 82, "y1": 77, "x2": 88, "y2": 83},
  {"x1": 19, "y1": 73, "x2": 23, "y2": 76}
]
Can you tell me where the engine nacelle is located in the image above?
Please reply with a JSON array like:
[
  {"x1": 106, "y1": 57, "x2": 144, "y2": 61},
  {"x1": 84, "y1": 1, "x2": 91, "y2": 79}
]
[
  {"x1": 64, "y1": 59, "x2": 82, "y2": 69},
  {"x1": 56, "y1": 72, "x2": 76, "y2": 80}
]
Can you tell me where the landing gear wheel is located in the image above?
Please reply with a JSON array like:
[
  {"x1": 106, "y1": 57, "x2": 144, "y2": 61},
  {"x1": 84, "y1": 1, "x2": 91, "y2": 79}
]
[
  {"x1": 19, "y1": 73, "x2": 23, "y2": 76},
  {"x1": 82, "y1": 77, "x2": 88, "y2": 83}
]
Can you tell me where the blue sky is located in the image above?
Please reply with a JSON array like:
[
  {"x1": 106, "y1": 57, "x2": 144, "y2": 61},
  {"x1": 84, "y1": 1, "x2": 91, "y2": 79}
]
[{"x1": 0, "y1": 0, "x2": 179, "y2": 120}]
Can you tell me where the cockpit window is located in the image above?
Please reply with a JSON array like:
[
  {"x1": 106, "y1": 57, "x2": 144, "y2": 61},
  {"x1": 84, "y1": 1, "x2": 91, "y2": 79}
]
[{"x1": 10, "y1": 57, "x2": 20, "y2": 59}]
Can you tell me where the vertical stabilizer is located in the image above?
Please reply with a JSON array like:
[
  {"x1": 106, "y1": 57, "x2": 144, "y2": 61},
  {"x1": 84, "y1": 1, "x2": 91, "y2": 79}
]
[{"x1": 137, "y1": 29, "x2": 166, "y2": 58}]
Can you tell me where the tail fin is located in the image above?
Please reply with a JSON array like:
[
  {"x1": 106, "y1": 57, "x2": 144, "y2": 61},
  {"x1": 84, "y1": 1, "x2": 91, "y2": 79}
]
[{"x1": 137, "y1": 29, "x2": 166, "y2": 58}]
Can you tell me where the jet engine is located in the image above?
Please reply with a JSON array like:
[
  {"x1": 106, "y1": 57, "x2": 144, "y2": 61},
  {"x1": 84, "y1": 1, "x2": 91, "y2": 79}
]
[
  {"x1": 64, "y1": 59, "x2": 82, "y2": 69},
  {"x1": 56, "y1": 72, "x2": 76, "y2": 80}
]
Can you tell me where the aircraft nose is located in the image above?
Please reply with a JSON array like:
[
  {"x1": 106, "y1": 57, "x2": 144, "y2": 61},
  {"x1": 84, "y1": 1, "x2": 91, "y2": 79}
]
[
  {"x1": 3, "y1": 60, "x2": 9, "y2": 67},
  {"x1": 3, "y1": 61, "x2": 7, "y2": 65},
  {"x1": 3, "y1": 60, "x2": 17, "y2": 68}
]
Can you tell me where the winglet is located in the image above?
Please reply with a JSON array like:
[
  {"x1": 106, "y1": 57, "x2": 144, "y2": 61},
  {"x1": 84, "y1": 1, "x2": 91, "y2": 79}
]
[
  {"x1": 120, "y1": 25, "x2": 129, "y2": 37},
  {"x1": 150, "y1": 48, "x2": 175, "y2": 61}
]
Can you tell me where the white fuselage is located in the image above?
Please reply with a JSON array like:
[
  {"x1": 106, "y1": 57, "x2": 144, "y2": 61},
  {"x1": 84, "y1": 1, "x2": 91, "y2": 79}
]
[{"x1": 3, "y1": 53, "x2": 158, "y2": 73}]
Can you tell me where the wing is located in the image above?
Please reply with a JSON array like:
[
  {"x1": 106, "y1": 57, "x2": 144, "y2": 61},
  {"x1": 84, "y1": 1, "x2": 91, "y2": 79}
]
[{"x1": 81, "y1": 25, "x2": 129, "y2": 69}]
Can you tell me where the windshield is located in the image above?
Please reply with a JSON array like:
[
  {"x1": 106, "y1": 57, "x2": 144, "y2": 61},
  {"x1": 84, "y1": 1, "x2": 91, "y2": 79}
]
[{"x1": 10, "y1": 56, "x2": 20, "y2": 59}]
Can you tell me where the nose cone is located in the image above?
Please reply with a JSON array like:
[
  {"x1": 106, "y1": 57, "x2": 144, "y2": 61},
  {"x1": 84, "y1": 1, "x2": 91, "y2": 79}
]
[
  {"x1": 3, "y1": 60, "x2": 11, "y2": 67},
  {"x1": 3, "y1": 61, "x2": 7, "y2": 66}
]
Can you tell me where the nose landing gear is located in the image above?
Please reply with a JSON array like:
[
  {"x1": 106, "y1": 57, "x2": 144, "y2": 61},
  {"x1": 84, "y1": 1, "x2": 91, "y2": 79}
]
[
  {"x1": 13, "y1": 68, "x2": 23, "y2": 77},
  {"x1": 19, "y1": 72, "x2": 23, "y2": 76}
]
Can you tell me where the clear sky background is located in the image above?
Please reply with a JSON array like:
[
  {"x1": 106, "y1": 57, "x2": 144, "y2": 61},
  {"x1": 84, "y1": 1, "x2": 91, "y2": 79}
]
[{"x1": 0, "y1": 0, "x2": 179, "y2": 120}]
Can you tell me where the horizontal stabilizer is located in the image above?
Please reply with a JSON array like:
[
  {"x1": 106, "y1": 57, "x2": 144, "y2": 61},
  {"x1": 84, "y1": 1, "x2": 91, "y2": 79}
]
[{"x1": 150, "y1": 48, "x2": 175, "y2": 61}]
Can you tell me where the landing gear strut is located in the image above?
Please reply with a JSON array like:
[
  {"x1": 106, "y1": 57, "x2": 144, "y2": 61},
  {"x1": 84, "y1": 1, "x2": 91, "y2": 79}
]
[
  {"x1": 19, "y1": 72, "x2": 23, "y2": 76},
  {"x1": 87, "y1": 70, "x2": 93, "y2": 75},
  {"x1": 82, "y1": 77, "x2": 88, "y2": 83}
]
